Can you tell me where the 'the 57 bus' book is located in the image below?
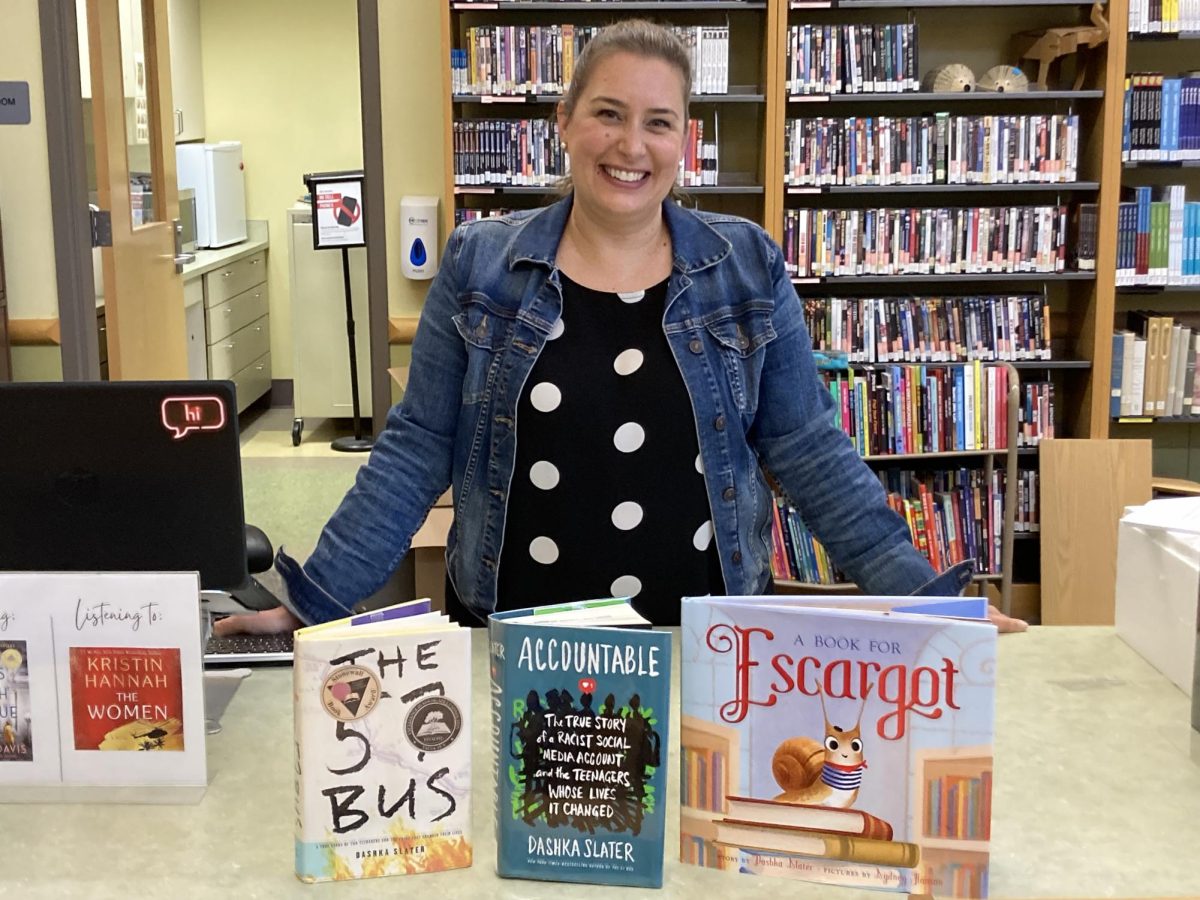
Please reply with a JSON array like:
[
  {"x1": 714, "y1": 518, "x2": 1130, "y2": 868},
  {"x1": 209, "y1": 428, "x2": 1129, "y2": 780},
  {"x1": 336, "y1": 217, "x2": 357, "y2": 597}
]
[
  {"x1": 681, "y1": 594, "x2": 996, "y2": 898},
  {"x1": 293, "y1": 600, "x2": 472, "y2": 881}
]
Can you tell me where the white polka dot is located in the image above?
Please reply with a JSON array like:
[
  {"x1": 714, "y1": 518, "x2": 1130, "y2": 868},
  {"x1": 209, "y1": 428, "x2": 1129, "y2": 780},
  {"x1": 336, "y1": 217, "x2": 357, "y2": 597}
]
[
  {"x1": 617, "y1": 290, "x2": 645, "y2": 304},
  {"x1": 548, "y1": 317, "x2": 565, "y2": 341},
  {"x1": 529, "y1": 461, "x2": 560, "y2": 490},
  {"x1": 693, "y1": 520, "x2": 714, "y2": 551},
  {"x1": 613, "y1": 422, "x2": 645, "y2": 453},
  {"x1": 694, "y1": 453, "x2": 704, "y2": 474},
  {"x1": 613, "y1": 349, "x2": 644, "y2": 376},
  {"x1": 611, "y1": 501, "x2": 644, "y2": 531},
  {"x1": 529, "y1": 536, "x2": 559, "y2": 565},
  {"x1": 610, "y1": 574, "x2": 643, "y2": 598},
  {"x1": 530, "y1": 382, "x2": 562, "y2": 412}
]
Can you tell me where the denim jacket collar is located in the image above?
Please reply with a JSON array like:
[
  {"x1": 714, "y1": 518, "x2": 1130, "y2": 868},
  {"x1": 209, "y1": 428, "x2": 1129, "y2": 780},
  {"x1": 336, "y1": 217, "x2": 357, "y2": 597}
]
[{"x1": 508, "y1": 194, "x2": 733, "y2": 275}]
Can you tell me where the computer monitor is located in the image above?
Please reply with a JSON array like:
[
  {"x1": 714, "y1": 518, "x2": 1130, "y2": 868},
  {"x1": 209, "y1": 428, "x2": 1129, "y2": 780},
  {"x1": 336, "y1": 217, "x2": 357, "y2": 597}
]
[{"x1": 0, "y1": 380, "x2": 249, "y2": 591}]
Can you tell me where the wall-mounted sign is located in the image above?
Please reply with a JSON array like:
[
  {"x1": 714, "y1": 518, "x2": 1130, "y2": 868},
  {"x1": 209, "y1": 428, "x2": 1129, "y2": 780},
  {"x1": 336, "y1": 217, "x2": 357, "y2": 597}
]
[{"x1": 0, "y1": 82, "x2": 31, "y2": 126}]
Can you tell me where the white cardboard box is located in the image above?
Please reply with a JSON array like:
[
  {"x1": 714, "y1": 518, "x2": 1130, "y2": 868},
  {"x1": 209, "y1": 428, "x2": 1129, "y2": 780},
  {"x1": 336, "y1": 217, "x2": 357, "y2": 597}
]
[{"x1": 1115, "y1": 497, "x2": 1200, "y2": 696}]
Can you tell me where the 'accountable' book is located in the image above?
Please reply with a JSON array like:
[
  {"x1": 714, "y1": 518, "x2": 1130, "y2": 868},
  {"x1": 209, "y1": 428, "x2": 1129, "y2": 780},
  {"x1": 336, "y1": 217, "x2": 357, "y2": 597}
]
[
  {"x1": 293, "y1": 600, "x2": 472, "y2": 882},
  {"x1": 489, "y1": 598, "x2": 672, "y2": 887},
  {"x1": 681, "y1": 594, "x2": 996, "y2": 898}
]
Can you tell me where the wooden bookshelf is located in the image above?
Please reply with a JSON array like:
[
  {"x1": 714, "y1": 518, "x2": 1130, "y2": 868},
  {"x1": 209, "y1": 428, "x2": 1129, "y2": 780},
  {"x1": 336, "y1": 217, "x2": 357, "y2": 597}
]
[
  {"x1": 912, "y1": 745, "x2": 993, "y2": 899},
  {"x1": 436, "y1": 0, "x2": 1128, "y2": 611}
]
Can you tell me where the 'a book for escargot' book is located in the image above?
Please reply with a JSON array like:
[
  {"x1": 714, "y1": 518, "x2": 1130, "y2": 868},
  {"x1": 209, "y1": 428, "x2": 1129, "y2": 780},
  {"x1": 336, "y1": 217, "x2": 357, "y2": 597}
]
[
  {"x1": 293, "y1": 599, "x2": 471, "y2": 881},
  {"x1": 681, "y1": 595, "x2": 996, "y2": 898}
]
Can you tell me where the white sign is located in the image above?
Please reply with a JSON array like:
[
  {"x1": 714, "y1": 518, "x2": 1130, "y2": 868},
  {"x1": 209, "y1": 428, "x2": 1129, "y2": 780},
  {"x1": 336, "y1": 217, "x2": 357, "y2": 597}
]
[
  {"x1": 312, "y1": 178, "x2": 365, "y2": 249},
  {"x1": 0, "y1": 572, "x2": 206, "y2": 801}
]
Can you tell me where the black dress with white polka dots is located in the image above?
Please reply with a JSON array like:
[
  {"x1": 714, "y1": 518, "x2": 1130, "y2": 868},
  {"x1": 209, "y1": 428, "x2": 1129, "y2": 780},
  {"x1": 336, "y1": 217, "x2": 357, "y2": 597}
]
[{"x1": 494, "y1": 272, "x2": 726, "y2": 625}]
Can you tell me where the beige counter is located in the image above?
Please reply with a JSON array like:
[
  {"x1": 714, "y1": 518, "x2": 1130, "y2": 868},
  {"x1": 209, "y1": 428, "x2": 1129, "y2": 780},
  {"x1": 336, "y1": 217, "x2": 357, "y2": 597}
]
[
  {"x1": 9, "y1": 627, "x2": 1199, "y2": 899},
  {"x1": 181, "y1": 219, "x2": 270, "y2": 283}
]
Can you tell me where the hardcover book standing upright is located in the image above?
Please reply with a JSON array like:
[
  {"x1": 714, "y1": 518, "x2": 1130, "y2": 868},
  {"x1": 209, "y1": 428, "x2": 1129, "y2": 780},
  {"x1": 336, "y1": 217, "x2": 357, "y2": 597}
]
[
  {"x1": 681, "y1": 595, "x2": 996, "y2": 898},
  {"x1": 293, "y1": 601, "x2": 472, "y2": 882},
  {"x1": 489, "y1": 598, "x2": 672, "y2": 887}
]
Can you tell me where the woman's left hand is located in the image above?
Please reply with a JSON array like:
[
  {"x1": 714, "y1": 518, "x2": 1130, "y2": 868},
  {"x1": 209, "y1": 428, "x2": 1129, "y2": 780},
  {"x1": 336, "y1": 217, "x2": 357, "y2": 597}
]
[{"x1": 987, "y1": 604, "x2": 1028, "y2": 634}]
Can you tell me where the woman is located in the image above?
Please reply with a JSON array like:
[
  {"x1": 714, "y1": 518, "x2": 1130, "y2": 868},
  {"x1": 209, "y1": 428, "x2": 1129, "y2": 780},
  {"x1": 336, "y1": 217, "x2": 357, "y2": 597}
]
[{"x1": 218, "y1": 19, "x2": 1023, "y2": 634}]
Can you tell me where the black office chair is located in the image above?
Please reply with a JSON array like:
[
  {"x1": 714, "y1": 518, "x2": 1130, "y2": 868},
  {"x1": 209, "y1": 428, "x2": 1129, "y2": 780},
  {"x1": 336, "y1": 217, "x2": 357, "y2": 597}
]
[{"x1": 226, "y1": 524, "x2": 281, "y2": 611}]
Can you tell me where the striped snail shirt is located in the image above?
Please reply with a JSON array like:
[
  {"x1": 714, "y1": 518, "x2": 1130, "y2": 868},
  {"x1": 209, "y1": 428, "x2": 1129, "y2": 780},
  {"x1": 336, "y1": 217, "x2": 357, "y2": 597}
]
[{"x1": 821, "y1": 761, "x2": 866, "y2": 791}]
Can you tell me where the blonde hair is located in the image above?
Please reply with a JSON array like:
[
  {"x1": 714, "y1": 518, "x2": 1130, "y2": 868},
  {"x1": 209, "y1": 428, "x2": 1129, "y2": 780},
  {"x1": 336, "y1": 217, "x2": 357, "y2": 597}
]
[{"x1": 556, "y1": 19, "x2": 692, "y2": 199}]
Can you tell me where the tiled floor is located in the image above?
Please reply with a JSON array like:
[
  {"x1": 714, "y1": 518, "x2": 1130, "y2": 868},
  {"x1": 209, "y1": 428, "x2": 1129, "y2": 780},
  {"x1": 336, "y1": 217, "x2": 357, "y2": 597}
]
[{"x1": 236, "y1": 407, "x2": 370, "y2": 562}]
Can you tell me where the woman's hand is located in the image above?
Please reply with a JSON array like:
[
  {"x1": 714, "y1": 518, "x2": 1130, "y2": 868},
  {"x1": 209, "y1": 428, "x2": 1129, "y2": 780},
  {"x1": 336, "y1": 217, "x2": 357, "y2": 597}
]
[
  {"x1": 212, "y1": 605, "x2": 303, "y2": 637},
  {"x1": 987, "y1": 604, "x2": 1028, "y2": 634}
]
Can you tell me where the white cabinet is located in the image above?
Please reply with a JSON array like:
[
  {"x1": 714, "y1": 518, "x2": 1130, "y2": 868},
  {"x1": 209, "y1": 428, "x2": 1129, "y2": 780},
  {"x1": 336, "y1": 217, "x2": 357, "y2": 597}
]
[
  {"x1": 183, "y1": 279, "x2": 207, "y2": 380},
  {"x1": 200, "y1": 250, "x2": 271, "y2": 412},
  {"x1": 287, "y1": 206, "x2": 371, "y2": 443},
  {"x1": 167, "y1": 0, "x2": 205, "y2": 142}
]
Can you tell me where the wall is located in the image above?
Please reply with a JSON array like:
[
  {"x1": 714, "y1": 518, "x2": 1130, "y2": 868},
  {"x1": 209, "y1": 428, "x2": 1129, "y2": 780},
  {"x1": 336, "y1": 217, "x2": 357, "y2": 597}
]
[
  {"x1": 199, "y1": 0, "x2": 363, "y2": 380},
  {"x1": 379, "y1": 0, "x2": 445, "y2": 324},
  {"x1": 0, "y1": 2, "x2": 63, "y2": 381}
]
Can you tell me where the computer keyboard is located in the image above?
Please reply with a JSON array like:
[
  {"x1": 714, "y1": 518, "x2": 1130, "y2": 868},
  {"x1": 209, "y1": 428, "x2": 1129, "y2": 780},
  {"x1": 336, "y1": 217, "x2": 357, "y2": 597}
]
[{"x1": 205, "y1": 631, "x2": 294, "y2": 665}]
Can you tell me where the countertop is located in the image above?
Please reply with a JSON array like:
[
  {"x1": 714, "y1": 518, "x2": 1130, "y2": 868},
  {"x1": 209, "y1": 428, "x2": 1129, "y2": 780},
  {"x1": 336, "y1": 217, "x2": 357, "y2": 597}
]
[
  {"x1": 8, "y1": 627, "x2": 1199, "y2": 899},
  {"x1": 181, "y1": 219, "x2": 270, "y2": 282}
]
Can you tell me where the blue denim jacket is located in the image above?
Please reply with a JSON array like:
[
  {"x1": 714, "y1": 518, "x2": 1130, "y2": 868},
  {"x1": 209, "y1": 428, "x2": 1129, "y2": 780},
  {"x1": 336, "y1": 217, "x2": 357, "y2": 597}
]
[{"x1": 277, "y1": 196, "x2": 972, "y2": 624}]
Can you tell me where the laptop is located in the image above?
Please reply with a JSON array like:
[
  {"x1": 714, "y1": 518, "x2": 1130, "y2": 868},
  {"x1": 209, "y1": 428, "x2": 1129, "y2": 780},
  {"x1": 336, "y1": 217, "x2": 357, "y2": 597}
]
[{"x1": 0, "y1": 380, "x2": 291, "y2": 665}]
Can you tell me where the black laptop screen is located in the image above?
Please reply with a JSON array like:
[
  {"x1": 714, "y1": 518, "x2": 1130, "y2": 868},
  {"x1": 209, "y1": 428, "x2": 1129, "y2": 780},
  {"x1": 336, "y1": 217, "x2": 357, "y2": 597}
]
[{"x1": 0, "y1": 381, "x2": 248, "y2": 591}]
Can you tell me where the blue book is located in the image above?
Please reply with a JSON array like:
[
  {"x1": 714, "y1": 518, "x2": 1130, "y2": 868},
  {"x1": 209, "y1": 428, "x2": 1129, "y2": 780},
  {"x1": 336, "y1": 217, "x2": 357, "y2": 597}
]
[
  {"x1": 1111, "y1": 332, "x2": 1124, "y2": 418},
  {"x1": 489, "y1": 598, "x2": 671, "y2": 887},
  {"x1": 1163, "y1": 78, "x2": 1182, "y2": 159},
  {"x1": 1122, "y1": 78, "x2": 1133, "y2": 159}
]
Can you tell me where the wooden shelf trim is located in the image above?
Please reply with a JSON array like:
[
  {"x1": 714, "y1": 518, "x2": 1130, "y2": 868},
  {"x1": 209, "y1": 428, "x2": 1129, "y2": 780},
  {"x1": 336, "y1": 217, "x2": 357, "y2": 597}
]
[
  {"x1": 792, "y1": 272, "x2": 1096, "y2": 284},
  {"x1": 9, "y1": 318, "x2": 62, "y2": 346}
]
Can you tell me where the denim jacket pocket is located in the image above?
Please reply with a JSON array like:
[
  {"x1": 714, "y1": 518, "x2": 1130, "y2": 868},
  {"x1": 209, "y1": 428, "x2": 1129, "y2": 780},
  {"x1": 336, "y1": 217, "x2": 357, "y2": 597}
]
[
  {"x1": 452, "y1": 294, "x2": 516, "y2": 404},
  {"x1": 703, "y1": 302, "x2": 778, "y2": 413}
]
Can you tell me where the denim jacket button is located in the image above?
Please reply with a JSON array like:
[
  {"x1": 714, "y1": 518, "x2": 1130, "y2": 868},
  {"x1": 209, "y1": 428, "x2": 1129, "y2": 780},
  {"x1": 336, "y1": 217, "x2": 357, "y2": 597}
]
[
  {"x1": 688, "y1": 339, "x2": 703, "y2": 354},
  {"x1": 731, "y1": 550, "x2": 743, "y2": 564},
  {"x1": 714, "y1": 415, "x2": 726, "y2": 431},
  {"x1": 722, "y1": 487, "x2": 736, "y2": 502}
]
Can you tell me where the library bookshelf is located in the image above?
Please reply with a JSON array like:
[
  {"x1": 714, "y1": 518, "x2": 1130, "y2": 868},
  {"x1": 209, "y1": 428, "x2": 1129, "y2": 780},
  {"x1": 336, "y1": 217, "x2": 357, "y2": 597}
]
[
  {"x1": 1107, "y1": 0, "x2": 1200, "y2": 472},
  {"x1": 437, "y1": 0, "x2": 1129, "y2": 616}
]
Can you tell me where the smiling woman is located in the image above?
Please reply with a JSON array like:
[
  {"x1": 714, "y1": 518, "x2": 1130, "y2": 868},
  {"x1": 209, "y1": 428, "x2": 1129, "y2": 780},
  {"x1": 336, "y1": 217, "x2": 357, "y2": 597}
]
[{"x1": 216, "y1": 19, "x2": 1020, "y2": 639}]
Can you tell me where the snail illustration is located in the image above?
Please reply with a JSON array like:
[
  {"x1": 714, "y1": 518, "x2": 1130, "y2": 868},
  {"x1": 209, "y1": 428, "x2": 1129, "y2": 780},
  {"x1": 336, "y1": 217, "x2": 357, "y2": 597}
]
[{"x1": 772, "y1": 689, "x2": 871, "y2": 809}]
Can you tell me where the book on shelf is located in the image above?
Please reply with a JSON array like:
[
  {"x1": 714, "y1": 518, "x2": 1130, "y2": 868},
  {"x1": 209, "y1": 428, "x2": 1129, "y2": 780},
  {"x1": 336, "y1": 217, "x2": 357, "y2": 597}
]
[
  {"x1": 1121, "y1": 72, "x2": 1200, "y2": 163},
  {"x1": 1128, "y1": 0, "x2": 1200, "y2": 33},
  {"x1": 804, "y1": 295, "x2": 1052, "y2": 364},
  {"x1": 680, "y1": 594, "x2": 997, "y2": 897},
  {"x1": 783, "y1": 205, "x2": 1069, "y2": 278},
  {"x1": 787, "y1": 23, "x2": 919, "y2": 95},
  {"x1": 451, "y1": 23, "x2": 730, "y2": 98},
  {"x1": 771, "y1": 465, "x2": 1009, "y2": 585},
  {"x1": 1113, "y1": 314, "x2": 1200, "y2": 417},
  {"x1": 784, "y1": 113, "x2": 1080, "y2": 188},
  {"x1": 489, "y1": 597, "x2": 672, "y2": 887},
  {"x1": 1116, "y1": 185, "x2": 1200, "y2": 287},
  {"x1": 293, "y1": 599, "x2": 472, "y2": 882}
]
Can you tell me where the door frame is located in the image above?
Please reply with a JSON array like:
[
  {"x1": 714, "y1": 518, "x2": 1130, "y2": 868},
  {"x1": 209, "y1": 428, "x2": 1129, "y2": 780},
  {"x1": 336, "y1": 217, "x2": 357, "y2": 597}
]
[
  {"x1": 41, "y1": 0, "x2": 392, "y2": 412},
  {"x1": 40, "y1": 0, "x2": 99, "y2": 381}
]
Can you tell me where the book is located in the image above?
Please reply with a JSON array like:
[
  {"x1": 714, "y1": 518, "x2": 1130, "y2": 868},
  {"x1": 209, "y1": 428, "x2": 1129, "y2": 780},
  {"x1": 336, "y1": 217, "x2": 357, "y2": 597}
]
[
  {"x1": 69, "y1": 646, "x2": 185, "y2": 751},
  {"x1": 0, "y1": 640, "x2": 33, "y2": 762},
  {"x1": 293, "y1": 599, "x2": 472, "y2": 882},
  {"x1": 724, "y1": 794, "x2": 893, "y2": 839},
  {"x1": 681, "y1": 594, "x2": 996, "y2": 898},
  {"x1": 489, "y1": 597, "x2": 672, "y2": 887}
]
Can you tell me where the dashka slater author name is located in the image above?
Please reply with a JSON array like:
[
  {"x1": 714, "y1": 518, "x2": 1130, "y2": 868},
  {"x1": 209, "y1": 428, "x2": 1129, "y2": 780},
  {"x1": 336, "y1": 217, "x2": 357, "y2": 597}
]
[{"x1": 528, "y1": 835, "x2": 635, "y2": 861}]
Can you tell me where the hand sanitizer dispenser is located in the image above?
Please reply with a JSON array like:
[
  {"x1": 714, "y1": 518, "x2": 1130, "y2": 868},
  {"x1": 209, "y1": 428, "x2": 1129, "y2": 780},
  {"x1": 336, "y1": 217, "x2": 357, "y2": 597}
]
[{"x1": 400, "y1": 196, "x2": 439, "y2": 280}]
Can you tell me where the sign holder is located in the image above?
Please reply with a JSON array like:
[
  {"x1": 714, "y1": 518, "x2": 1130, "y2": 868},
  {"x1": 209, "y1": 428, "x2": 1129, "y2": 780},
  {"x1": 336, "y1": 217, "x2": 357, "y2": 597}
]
[{"x1": 303, "y1": 170, "x2": 373, "y2": 453}]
